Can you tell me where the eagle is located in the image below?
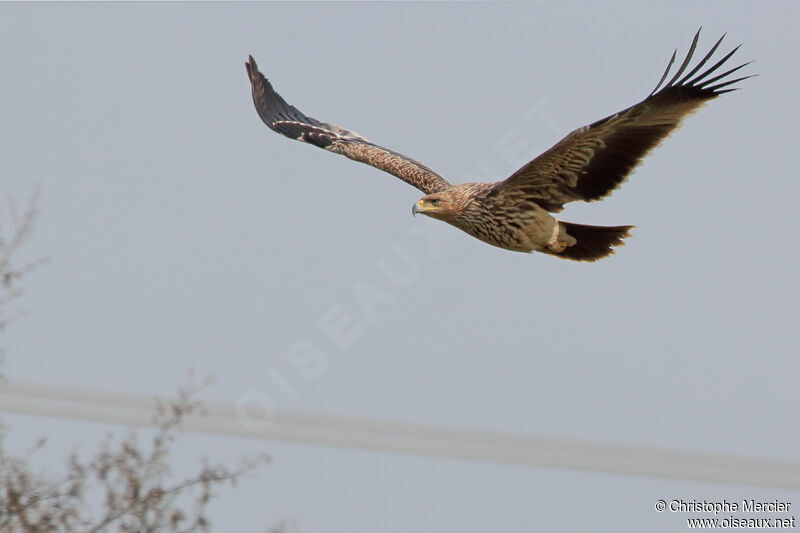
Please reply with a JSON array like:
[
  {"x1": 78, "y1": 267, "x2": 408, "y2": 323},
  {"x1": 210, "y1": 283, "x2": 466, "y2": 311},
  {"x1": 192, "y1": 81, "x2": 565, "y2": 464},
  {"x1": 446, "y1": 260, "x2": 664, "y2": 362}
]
[{"x1": 245, "y1": 30, "x2": 752, "y2": 261}]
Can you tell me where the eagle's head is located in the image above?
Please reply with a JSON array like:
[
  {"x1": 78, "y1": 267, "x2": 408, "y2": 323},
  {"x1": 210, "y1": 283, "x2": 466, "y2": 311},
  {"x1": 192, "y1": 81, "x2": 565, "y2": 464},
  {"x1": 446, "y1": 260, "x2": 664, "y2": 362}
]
[{"x1": 412, "y1": 185, "x2": 478, "y2": 221}]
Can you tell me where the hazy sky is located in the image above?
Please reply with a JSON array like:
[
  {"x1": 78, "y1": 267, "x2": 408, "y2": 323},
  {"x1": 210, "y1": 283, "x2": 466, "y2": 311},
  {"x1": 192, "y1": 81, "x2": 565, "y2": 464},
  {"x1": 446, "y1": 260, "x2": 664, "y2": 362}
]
[{"x1": 2, "y1": 2, "x2": 799, "y2": 531}]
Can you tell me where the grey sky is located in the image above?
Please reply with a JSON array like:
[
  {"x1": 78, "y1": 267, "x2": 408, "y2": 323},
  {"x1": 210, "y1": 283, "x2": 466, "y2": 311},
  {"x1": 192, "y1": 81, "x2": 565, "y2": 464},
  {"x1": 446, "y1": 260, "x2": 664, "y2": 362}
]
[{"x1": 2, "y1": 1, "x2": 799, "y2": 531}]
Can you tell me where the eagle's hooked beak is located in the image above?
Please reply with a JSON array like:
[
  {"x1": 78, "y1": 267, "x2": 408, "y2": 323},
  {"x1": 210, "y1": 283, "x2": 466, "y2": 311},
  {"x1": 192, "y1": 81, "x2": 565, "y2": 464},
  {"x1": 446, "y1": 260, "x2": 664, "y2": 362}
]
[{"x1": 412, "y1": 200, "x2": 424, "y2": 217}]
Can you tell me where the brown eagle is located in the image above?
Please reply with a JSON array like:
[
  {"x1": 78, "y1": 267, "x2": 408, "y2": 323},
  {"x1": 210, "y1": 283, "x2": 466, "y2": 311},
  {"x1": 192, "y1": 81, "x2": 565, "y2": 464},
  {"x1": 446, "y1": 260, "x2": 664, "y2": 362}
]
[{"x1": 245, "y1": 30, "x2": 751, "y2": 261}]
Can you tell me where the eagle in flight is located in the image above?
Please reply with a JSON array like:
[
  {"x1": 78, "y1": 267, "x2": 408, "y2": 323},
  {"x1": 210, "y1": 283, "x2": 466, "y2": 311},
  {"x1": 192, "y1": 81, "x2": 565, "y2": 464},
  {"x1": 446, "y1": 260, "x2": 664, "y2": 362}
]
[{"x1": 246, "y1": 30, "x2": 751, "y2": 261}]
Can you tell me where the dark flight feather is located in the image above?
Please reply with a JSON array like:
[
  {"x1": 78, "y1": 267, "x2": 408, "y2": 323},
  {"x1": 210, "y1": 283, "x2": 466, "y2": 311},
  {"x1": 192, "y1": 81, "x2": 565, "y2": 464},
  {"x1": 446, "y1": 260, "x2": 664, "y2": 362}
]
[
  {"x1": 491, "y1": 30, "x2": 754, "y2": 212},
  {"x1": 246, "y1": 56, "x2": 451, "y2": 194}
]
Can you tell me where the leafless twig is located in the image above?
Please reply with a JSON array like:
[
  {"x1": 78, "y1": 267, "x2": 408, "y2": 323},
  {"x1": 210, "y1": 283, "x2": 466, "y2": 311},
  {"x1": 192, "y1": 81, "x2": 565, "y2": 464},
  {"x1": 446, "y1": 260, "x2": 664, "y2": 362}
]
[
  {"x1": 0, "y1": 381, "x2": 269, "y2": 532},
  {"x1": 0, "y1": 188, "x2": 47, "y2": 378}
]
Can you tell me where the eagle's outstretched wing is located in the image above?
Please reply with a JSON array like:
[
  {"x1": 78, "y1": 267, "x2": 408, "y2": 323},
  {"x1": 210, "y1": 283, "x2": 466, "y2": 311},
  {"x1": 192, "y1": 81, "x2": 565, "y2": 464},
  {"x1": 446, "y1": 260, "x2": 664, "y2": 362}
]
[
  {"x1": 490, "y1": 29, "x2": 754, "y2": 212},
  {"x1": 245, "y1": 56, "x2": 451, "y2": 195}
]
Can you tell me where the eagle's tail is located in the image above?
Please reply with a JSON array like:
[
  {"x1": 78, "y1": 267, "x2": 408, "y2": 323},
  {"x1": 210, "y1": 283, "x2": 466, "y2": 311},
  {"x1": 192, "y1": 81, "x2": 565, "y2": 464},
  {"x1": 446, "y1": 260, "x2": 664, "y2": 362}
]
[{"x1": 554, "y1": 222, "x2": 634, "y2": 262}]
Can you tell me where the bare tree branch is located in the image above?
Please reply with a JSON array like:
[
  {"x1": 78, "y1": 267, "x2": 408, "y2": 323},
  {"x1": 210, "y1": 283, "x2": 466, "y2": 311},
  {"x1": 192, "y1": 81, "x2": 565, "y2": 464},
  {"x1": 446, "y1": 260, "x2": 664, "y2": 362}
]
[
  {"x1": 0, "y1": 381, "x2": 269, "y2": 532},
  {"x1": 0, "y1": 194, "x2": 271, "y2": 531},
  {"x1": 0, "y1": 187, "x2": 47, "y2": 379}
]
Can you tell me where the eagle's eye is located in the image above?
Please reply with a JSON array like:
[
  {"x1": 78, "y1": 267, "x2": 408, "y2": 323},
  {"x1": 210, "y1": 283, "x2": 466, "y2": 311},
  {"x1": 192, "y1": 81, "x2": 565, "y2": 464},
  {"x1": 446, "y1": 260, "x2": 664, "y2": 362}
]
[{"x1": 431, "y1": 199, "x2": 441, "y2": 207}]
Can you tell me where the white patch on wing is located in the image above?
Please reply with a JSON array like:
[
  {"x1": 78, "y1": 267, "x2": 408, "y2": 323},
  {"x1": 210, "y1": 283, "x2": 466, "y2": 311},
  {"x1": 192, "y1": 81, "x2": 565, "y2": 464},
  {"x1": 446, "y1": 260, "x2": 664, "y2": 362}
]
[
  {"x1": 547, "y1": 220, "x2": 561, "y2": 248},
  {"x1": 273, "y1": 120, "x2": 344, "y2": 142}
]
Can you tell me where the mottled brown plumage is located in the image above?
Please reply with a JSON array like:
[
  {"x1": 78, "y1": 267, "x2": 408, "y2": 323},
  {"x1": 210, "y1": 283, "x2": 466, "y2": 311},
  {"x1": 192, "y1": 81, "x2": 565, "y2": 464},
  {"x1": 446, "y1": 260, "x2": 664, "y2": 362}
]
[{"x1": 246, "y1": 30, "x2": 752, "y2": 261}]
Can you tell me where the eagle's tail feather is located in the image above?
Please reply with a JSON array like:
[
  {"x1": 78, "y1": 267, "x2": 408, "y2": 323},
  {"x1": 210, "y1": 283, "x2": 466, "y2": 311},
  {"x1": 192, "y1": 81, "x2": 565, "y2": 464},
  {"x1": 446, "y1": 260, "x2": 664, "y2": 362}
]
[{"x1": 554, "y1": 222, "x2": 634, "y2": 262}]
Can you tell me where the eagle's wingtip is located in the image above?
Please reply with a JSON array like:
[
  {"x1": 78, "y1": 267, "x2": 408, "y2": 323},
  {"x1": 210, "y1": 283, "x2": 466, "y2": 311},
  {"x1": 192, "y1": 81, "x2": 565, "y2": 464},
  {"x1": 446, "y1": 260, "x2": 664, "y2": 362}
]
[{"x1": 245, "y1": 55, "x2": 258, "y2": 80}]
